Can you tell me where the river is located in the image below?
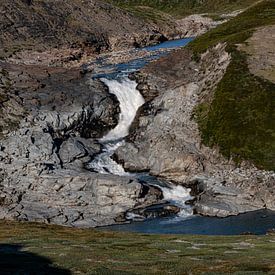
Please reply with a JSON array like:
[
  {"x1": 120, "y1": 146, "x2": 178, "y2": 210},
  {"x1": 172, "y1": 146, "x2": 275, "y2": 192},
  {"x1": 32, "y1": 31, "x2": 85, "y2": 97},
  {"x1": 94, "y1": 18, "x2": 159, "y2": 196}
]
[{"x1": 87, "y1": 38, "x2": 275, "y2": 235}]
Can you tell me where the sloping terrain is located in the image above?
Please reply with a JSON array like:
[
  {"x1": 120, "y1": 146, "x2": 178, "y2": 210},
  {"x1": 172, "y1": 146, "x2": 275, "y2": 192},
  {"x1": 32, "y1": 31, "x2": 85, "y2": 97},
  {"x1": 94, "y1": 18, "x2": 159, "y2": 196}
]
[
  {"x1": 190, "y1": 0, "x2": 275, "y2": 170},
  {"x1": 0, "y1": 0, "x2": 164, "y2": 60},
  {"x1": 240, "y1": 25, "x2": 275, "y2": 84},
  {"x1": 108, "y1": 0, "x2": 259, "y2": 19}
]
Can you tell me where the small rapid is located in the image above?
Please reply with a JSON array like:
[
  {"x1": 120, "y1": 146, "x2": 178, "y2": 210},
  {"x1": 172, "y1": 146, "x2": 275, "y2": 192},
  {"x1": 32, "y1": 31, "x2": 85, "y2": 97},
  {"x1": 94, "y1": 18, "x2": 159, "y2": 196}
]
[{"x1": 161, "y1": 185, "x2": 193, "y2": 218}]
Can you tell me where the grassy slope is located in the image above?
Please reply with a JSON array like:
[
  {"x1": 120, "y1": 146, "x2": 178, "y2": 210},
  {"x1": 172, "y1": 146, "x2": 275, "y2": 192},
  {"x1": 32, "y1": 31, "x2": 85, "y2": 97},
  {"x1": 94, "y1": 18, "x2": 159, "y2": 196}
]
[
  {"x1": 190, "y1": 0, "x2": 275, "y2": 170},
  {"x1": 108, "y1": 0, "x2": 259, "y2": 19},
  {"x1": 0, "y1": 221, "x2": 275, "y2": 274}
]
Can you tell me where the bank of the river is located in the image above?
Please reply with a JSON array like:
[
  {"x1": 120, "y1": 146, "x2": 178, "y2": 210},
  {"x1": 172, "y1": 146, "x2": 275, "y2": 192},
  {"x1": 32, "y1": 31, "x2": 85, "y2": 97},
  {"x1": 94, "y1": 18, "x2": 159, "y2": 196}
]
[{"x1": 0, "y1": 220, "x2": 275, "y2": 274}]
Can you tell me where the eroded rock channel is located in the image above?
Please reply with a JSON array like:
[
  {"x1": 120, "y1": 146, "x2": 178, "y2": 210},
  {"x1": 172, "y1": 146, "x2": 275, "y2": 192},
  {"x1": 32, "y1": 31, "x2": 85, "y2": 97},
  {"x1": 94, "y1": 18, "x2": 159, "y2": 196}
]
[
  {"x1": 1, "y1": 36, "x2": 274, "y2": 230},
  {"x1": 0, "y1": 39, "x2": 195, "y2": 227}
]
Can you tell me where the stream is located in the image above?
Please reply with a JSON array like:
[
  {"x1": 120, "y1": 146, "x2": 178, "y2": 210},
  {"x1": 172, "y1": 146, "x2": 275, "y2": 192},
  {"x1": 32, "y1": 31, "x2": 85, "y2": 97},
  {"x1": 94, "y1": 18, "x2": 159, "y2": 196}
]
[{"x1": 87, "y1": 38, "x2": 275, "y2": 235}]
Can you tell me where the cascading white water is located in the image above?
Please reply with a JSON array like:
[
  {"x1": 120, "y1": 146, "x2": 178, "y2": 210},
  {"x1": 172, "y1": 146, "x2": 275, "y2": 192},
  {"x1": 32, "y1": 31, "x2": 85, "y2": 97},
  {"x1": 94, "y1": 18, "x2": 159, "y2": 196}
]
[
  {"x1": 100, "y1": 78, "x2": 145, "y2": 142},
  {"x1": 88, "y1": 77, "x2": 144, "y2": 175},
  {"x1": 89, "y1": 76, "x2": 193, "y2": 219},
  {"x1": 161, "y1": 185, "x2": 193, "y2": 217}
]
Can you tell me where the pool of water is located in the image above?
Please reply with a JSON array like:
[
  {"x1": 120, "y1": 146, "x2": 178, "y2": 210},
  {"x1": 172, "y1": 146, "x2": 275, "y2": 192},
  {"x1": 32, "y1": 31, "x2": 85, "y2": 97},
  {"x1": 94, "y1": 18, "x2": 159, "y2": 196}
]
[{"x1": 101, "y1": 209, "x2": 275, "y2": 235}]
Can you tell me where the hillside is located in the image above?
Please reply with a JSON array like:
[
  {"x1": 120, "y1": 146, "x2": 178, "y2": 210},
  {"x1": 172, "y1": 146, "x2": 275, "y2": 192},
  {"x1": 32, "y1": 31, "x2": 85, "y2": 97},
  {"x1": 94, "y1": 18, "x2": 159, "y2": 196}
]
[
  {"x1": 190, "y1": 0, "x2": 275, "y2": 170},
  {"x1": 0, "y1": 0, "x2": 164, "y2": 61},
  {"x1": 108, "y1": 0, "x2": 260, "y2": 19}
]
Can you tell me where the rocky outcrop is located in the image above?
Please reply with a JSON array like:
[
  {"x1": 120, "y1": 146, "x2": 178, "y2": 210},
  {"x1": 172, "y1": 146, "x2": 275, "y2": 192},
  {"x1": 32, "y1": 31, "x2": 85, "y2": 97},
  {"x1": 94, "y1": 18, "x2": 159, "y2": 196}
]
[
  {"x1": 115, "y1": 43, "x2": 275, "y2": 217},
  {"x1": 0, "y1": 62, "x2": 162, "y2": 227},
  {"x1": 175, "y1": 15, "x2": 222, "y2": 38},
  {"x1": 0, "y1": 171, "x2": 162, "y2": 227},
  {"x1": 124, "y1": 203, "x2": 180, "y2": 221}
]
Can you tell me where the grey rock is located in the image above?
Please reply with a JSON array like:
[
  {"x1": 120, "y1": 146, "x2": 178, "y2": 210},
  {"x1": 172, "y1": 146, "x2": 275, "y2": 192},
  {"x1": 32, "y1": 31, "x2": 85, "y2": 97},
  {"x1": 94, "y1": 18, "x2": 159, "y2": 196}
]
[
  {"x1": 0, "y1": 63, "x2": 161, "y2": 227},
  {"x1": 116, "y1": 44, "x2": 275, "y2": 217}
]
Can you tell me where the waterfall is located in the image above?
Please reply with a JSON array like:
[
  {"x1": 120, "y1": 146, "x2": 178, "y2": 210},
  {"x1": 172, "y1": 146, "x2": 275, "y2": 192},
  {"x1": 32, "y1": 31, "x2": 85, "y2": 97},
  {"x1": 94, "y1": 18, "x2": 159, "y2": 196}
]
[
  {"x1": 100, "y1": 78, "x2": 145, "y2": 142},
  {"x1": 161, "y1": 185, "x2": 193, "y2": 217},
  {"x1": 88, "y1": 76, "x2": 193, "y2": 219},
  {"x1": 88, "y1": 77, "x2": 144, "y2": 175}
]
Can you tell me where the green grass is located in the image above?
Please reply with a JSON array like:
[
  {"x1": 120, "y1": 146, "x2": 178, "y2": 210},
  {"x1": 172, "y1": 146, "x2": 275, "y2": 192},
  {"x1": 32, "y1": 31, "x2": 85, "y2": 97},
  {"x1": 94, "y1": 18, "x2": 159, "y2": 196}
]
[
  {"x1": 0, "y1": 220, "x2": 275, "y2": 274},
  {"x1": 190, "y1": 0, "x2": 275, "y2": 170},
  {"x1": 108, "y1": 0, "x2": 259, "y2": 19}
]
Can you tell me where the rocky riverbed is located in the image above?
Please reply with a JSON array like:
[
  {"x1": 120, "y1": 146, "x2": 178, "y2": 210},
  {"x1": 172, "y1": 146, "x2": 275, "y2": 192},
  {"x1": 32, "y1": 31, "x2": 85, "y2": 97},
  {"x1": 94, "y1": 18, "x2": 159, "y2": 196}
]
[
  {"x1": 0, "y1": 0, "x2": 220, "y2": 228},
  {"x1": 1, "y1": 0, "x2": 274, "y2": 229}
]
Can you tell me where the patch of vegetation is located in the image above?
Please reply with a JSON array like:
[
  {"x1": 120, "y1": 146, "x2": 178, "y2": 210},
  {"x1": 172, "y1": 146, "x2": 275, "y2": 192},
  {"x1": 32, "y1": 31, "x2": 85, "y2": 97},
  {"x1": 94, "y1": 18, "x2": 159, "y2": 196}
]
[
  {"x1": 108, "y1": 0, "x2": 259, "y2": 18},
  {"x1": 190, "y1": 0, "x2": 275, "y2": 170},
  {"x1": 0, "y1": 220, "x2": 275, "y2": 274}
]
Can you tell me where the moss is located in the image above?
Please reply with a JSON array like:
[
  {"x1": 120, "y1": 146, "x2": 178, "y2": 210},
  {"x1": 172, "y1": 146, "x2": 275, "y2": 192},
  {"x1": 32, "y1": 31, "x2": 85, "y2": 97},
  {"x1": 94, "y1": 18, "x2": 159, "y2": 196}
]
[{"x1": 190, "y1": 0, "x2": 275, "y2": 170}]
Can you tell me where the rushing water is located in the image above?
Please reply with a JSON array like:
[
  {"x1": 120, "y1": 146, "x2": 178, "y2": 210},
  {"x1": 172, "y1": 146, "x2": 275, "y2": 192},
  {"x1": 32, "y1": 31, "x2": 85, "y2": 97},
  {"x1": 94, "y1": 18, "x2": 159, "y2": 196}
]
[
  {"x1": 88, "y1": 74, "x2": 193, "y2": 215},
  {"x1": 88, "y1": 77, "x2": 144, "y2": 175},
  {"x1": 100, "y1": 78, "x2": 145, "y2": 142}
]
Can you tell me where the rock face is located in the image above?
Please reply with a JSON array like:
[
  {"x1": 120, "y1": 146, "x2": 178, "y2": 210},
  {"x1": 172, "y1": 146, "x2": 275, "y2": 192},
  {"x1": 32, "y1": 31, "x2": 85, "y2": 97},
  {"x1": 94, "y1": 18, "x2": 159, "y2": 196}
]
[
  {"x1": 0, "y1": 62, "x2": 162, "y2": 227},
  {"x1": 115, "y1": 43, "x2": 275, "y2": 217},
  {"x1": 0, "y1": 171, "x2": 162, "y2": 227}
]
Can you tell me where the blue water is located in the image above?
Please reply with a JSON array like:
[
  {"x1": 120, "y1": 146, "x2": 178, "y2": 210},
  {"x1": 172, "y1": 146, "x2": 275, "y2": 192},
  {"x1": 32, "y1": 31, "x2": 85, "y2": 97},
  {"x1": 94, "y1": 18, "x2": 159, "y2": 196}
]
[
  {"x1": 89, "y1": 38, "x2": 194, "y2": 79},
  {"x1": 102, "y1": 209, "x2": 275, "y2": 235},
  {"x1": 143, "y1": 37, "x2": 193, "y2": 51}
]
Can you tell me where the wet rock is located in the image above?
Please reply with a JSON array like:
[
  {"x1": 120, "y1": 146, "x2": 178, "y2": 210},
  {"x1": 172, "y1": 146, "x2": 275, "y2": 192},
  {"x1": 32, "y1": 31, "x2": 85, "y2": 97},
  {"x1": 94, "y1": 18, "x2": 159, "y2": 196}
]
[{"x1": 125, "y1": 203, "x2": 180, "y2": 221}]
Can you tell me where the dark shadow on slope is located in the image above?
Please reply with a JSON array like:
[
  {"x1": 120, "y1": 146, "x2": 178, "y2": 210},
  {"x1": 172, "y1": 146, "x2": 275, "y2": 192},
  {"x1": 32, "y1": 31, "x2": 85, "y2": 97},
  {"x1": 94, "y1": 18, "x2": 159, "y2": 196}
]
[{"x1": 0, "y1": 244, "x2": 71, "y2": 275}]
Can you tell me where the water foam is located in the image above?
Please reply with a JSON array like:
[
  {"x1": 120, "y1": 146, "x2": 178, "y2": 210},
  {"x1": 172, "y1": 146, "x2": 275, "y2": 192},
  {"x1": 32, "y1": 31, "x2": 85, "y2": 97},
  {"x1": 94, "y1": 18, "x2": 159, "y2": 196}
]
[
  {"x1": 161, "y1": 185, "x2": 193, "y2": 218},
  {"x1": 100, "y1": 78, "x2": 144, "y2": 142},
  {"x1": 88, "y1": 140, "x2": 129, "y2": 175},
  {"x1": 88, "y1": 77, "x2": 144, "y2": 175}
]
